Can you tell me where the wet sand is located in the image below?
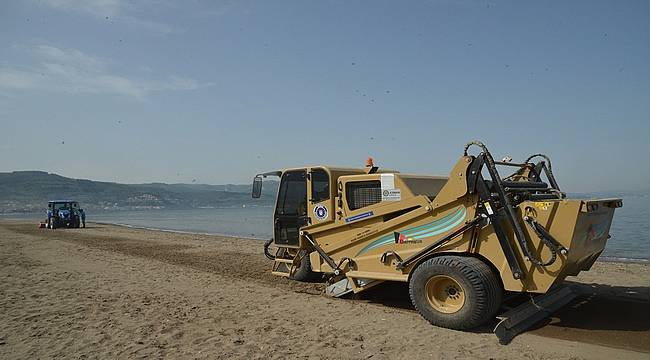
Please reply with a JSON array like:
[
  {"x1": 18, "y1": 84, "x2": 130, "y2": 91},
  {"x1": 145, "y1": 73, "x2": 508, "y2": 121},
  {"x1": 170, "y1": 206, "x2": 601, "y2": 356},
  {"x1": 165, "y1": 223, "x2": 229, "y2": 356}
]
[{"x1": 0, "y1": 221, "x2": 648, "y2": 359}]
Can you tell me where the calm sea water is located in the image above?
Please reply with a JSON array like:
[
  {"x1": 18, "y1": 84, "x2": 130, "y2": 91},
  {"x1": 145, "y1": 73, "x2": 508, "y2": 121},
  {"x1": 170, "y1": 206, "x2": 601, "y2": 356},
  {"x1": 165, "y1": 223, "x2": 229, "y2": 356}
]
[
  {"x1": 605, "y1": 193, "x2": 650, "y2": 261},
  {"x1": 91, "y1": 207, "x2": 274, "y2": 239},
  {"x1": 4, "y1": 195, "x2": 649, "y2": 261}
]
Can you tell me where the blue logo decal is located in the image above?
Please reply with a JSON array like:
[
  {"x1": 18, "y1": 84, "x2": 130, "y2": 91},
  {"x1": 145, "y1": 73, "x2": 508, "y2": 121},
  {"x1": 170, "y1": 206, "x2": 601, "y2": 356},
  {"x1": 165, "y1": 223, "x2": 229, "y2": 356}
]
[
  {"x1": 345, "y1": 211, "x2": 374, "y2": 223},
  {"x1": 314, "y1": 204, "x2": 328, "y2": 221}
]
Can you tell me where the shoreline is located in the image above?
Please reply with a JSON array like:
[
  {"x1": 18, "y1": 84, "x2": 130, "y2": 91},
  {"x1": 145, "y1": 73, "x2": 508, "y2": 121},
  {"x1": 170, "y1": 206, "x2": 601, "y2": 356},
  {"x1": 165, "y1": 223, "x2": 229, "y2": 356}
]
[
  {"x1": 3, "y1": 218, "x2": 649, "y2": 264},
  {"x1": 56, "y1": 220, "x2": 650, "y2": 265},
  {"x1": 91, "y1": 221, "x2": 268, "y2": 242}
]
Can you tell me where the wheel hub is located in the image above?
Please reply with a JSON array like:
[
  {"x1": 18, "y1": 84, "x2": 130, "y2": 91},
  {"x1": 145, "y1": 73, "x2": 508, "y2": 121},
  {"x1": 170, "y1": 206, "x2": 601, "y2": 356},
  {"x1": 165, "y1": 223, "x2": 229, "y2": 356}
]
[{"x1": 425, "y1": 275, "x2": 465, "y2": 314}]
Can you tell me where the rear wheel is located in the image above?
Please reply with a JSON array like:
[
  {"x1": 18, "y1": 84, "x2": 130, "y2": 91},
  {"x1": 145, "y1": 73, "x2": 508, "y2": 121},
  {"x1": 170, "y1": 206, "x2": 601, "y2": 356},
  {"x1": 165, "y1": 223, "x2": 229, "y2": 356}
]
[
  {"x1": 409, "y1": 256, "x2": 502, "y2": 330},
  {"x1": 290, "y1": 250, "x2": 320, "y2": 282}
]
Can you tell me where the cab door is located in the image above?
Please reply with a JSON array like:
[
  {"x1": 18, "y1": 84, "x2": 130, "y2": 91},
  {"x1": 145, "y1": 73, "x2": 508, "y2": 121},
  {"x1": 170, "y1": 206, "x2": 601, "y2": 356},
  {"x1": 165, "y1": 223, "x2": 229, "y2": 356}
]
[
  {"x1": 307, "y1": 168, "x2": 332, "y2": 224},
  {"x1": 274, "y1": 170, "x2": 308, "y2": 247}
]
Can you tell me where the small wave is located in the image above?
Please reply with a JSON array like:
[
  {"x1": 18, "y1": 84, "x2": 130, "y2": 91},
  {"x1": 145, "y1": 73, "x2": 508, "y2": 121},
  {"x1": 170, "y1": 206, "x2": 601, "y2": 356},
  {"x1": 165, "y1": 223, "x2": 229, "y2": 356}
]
[
  {"x1": 598, "y1": 256, "x2": 650, "y2": 264},
  {"x1": 93, "y1": 221, "x2": 268, "y2": 241}
]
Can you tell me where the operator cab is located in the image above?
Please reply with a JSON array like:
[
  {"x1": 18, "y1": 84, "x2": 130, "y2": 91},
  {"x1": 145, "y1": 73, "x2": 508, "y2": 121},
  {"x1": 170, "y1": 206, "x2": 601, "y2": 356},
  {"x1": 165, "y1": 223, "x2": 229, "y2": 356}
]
[
  {"x1": 48, "y1": 200, "x2": 79, "y2": 211},
  {"x1": 253, "y1": 164, "x2": 446, "y2": 249},
  {"x1": 253, "y1": 167, "x2": 358, "y2": 248}
]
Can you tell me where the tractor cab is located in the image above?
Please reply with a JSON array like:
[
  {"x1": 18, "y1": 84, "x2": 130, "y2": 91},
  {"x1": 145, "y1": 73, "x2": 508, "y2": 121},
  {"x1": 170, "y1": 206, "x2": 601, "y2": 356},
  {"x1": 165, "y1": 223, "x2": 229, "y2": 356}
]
[
  {"x1": 253, "y1": 162, "x2": 445, "y2": 249},
  {"x1": 254, "y1": 167, "x2": 364, "y2": 248}
]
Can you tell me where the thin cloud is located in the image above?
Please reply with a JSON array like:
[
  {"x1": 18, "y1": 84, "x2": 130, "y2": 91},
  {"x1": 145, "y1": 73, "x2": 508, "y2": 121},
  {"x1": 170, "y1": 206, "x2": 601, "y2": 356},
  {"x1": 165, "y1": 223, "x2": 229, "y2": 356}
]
[
  {"x1": 0, "y1": 144, "x2": 16, "y2": 152},
  {"x1": 39, "y1": 0, "x2": 174, "y2": 34},
  {"x1": 40, "y1": 0, "x2": 122, "y2": 17},
  {"x1": 0, "y1": 45, "x2": 206, "y2": 100},
  {"x1": 119, "y1": 15, "x2": 174, "y2": 34}
]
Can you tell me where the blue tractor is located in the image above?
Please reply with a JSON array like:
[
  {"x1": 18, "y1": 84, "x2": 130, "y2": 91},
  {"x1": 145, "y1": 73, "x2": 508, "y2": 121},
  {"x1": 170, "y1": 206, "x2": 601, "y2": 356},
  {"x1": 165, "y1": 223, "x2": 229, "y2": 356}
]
[{"x1": 47, "y1": 200, "x2": 84, "y2": 229}]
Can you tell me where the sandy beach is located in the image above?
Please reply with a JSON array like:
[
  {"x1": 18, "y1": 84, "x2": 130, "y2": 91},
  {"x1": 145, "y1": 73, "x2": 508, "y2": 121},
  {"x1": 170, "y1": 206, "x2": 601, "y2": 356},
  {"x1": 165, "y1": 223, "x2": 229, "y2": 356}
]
[{"x1": 0, "y1": 220, "x2": 648, "y2": 359}]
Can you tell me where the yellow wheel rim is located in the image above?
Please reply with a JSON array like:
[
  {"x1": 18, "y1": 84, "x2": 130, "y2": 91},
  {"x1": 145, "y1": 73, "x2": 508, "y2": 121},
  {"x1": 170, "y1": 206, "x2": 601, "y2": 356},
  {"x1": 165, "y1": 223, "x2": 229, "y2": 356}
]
[{"x1": 425, "y1": 275, "x2": 465, "y2": 314}]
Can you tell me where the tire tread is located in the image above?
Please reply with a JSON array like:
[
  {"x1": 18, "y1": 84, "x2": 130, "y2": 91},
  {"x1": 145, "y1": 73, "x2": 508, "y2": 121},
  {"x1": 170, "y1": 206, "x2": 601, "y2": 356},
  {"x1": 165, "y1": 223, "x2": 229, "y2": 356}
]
[{"x1": 409, "y1": 255, "x2": 502, "y2": 329}]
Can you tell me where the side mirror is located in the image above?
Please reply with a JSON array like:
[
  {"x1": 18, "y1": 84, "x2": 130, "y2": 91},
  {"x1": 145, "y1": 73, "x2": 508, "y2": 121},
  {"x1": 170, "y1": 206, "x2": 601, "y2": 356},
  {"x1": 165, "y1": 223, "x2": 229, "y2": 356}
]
[{"x1": 252, "y1": 176, "x2": 263, "y2": 198}]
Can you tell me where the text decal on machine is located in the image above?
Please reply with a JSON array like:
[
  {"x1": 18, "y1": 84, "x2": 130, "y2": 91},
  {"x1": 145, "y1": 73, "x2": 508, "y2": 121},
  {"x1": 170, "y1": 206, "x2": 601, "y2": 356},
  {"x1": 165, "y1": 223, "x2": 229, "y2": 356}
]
[
  {"x1": 381, "y1": 174, "x2": 401, "y2": 201},
  {"x1": 345, "y1": 211, "x2": 374, "y2": 223}
]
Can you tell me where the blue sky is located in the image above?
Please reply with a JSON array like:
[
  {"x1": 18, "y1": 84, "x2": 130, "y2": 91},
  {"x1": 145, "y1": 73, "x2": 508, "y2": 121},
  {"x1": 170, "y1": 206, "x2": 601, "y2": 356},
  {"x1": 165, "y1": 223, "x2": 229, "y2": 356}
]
[{"x1": 1, "y1": 0, "x2": 648, "y2": 192}]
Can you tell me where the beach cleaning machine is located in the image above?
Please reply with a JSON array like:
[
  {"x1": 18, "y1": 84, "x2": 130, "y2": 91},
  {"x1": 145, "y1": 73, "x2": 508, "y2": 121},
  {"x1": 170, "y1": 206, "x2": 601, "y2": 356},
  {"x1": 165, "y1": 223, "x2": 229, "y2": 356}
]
[{"x1": 252, "y1": 141, "x2": 622, "y2": 343}]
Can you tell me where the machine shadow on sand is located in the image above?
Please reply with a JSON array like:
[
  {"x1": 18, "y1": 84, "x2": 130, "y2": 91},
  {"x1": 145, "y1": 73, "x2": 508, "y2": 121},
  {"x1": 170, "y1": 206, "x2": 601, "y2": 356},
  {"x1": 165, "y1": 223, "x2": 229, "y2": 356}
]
[
  {"x1": 350, "y1": 280, "x2": 650, "y2": 342},
  {"x1": 534, "y1": 282, "x2": 650, "y2": 331},
  {"x1": 527, "y1": 281, "x2": 650, "y2": 352}
]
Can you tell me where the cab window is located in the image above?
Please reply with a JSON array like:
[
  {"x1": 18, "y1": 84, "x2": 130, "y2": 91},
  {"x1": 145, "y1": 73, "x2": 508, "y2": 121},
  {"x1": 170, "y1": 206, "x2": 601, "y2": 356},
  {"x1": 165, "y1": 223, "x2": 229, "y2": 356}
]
[{"x1": 311, "y1": 169, "x2": 330, "y2": 203}]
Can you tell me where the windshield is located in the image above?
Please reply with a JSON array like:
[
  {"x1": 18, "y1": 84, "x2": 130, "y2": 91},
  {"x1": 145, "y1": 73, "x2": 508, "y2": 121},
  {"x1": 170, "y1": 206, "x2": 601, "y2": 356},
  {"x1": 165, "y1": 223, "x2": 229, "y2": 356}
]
[
  {"x1": 276, "y1": 171, "x2": 307, "y2": 216},
  {"x1": 53, "y1": 203, "x2": 68, "y2": 211}
]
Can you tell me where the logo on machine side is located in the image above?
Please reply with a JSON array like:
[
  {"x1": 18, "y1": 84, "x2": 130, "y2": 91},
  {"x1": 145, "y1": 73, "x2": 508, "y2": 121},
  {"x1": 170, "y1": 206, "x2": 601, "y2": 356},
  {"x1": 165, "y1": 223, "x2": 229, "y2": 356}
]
[
  {"x1": 355, "y1": 207, "x2": 467, "y2": 256},
  {"x1": 313, "y1": 204, "x2": 328, "y2": 221},
  {"x1": 585, "y1": 222, "x2": 607, "y2": 242},
  {"x1": 393, "y1": 232, "x2": 422, "y2": 244}
]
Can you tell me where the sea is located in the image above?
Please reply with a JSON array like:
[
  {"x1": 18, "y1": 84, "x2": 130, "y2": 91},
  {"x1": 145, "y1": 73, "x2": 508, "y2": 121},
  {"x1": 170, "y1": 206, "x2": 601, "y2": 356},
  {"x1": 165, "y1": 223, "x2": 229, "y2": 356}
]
[{"x1": 3, "y1": 193, "x2": 649, "y2": 262}]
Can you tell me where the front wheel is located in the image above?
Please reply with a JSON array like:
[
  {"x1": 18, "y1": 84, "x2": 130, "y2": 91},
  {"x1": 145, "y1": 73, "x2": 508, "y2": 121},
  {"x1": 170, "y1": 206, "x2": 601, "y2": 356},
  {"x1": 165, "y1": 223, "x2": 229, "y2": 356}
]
[
  {"x1": 290, "y1": 250, "x2": 320, "y2": 282},
  {"x1": 409, "y1": 256, "x2": 502, "y2": 330}
]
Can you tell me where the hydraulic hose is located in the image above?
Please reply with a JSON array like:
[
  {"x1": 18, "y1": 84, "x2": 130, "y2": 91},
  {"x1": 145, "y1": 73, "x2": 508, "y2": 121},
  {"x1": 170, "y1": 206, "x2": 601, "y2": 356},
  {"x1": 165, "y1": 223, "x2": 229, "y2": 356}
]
[
  {"x1": 524, "y1": 153, "x2": 553, "y2": 177},
  {"x1": 522, "y1": 214, "x2": 567, "y2": 266},
  {"x1": 524, "y1": 153, "x2": 560, "y2": 190},
  {"x1": 263, "y1": 238, "x2": 275, "y2": 260},
  {"x1": 464, "y1": 140, "x2": 558, "y2": 267}
]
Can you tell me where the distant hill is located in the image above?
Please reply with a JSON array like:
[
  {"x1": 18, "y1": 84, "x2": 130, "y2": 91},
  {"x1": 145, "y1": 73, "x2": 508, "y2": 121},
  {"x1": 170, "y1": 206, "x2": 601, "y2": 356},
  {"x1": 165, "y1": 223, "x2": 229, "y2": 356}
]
[{"x1": 0, "y1": 171, "x2": 278, "y2": 213}]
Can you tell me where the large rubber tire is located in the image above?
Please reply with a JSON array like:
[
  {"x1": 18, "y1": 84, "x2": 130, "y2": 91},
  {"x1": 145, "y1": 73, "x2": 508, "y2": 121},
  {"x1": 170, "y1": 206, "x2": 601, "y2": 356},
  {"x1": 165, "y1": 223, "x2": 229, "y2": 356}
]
[
  {"x1": 409, "y1": 256, "x2": 502, "y2": 330},
  {"x1": 290, "y1": 250, "x2": 320, "y2": 282}
]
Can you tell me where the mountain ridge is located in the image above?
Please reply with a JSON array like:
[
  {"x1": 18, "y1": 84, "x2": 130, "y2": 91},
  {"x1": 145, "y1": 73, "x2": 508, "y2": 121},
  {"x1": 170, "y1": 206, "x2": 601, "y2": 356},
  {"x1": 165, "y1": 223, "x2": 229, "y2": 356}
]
[{"x1": 0, "y1": 171, "x2": 277, "y2": 213}]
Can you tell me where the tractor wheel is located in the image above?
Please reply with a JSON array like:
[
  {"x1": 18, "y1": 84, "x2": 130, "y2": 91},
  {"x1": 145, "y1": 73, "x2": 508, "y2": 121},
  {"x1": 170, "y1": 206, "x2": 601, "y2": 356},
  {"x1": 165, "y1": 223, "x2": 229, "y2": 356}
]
[
  {"x1": 409, "y1": 256, "x2": 502, "y2": 330},
  {"x1": 49, "y1": 219, "x2": 56, "y2": 229},
  {"x1": 290, "y1": 250, "x2": 320, "y2": 282}
]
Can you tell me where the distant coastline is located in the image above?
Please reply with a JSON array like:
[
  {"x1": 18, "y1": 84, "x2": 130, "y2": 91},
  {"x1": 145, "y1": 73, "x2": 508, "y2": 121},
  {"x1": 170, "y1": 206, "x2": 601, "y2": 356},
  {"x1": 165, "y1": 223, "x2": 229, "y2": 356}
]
[
  {"x1": 3, "y1": 187, "x2": 648, "y2": 262},
  {"x1": 0, "y1": 170, "x2": 278, "y2": 213}
]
